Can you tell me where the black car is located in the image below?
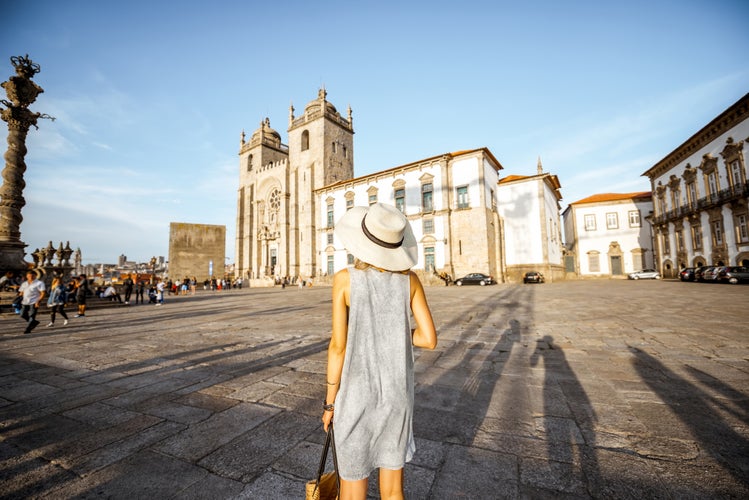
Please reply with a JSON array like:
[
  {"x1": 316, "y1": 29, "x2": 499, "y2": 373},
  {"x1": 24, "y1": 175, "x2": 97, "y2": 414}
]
[
  {"x1": 679, "y1": 267, "x2": 696, "y2": 281},
  {"x1": 716, "y1": 266, "x2": 749, "y2": 284},
  {"x1": 454, "y1": 273, "x2": 495, "y2": 286},
  {"x1": 523, "y1": 272, "x2": 545, "y2": 284}
]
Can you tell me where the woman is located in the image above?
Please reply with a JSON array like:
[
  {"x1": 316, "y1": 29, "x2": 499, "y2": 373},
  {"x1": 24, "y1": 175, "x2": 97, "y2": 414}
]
[
  {"x1": 46, "y1": 277, "x2": 69, "y2": 327},
  {"x1": 322, "y1": 203, "x2": 437, "y2": 500}
]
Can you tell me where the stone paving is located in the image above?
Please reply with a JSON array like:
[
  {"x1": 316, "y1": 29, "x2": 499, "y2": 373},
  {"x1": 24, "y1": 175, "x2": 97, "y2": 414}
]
[{"x1": 0, "y1": 280, "x2": 747, "y2": 499}]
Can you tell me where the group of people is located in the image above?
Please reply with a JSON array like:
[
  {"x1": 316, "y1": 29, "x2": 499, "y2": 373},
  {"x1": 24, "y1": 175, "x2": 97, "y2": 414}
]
[{"x1": 14, "y1": 271, "x2": 92, "y2": 334}]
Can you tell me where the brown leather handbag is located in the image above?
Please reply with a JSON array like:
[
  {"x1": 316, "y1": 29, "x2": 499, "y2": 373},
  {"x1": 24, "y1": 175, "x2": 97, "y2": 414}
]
[{"x1": 305, "y1": 425, "x2": 340, "y2": 500}]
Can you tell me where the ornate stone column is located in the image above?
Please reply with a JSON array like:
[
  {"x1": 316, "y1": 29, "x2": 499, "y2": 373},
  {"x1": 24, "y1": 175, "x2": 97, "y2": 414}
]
[{"x1": 0, "y1": 55, "x2": 53, "y2": 270}]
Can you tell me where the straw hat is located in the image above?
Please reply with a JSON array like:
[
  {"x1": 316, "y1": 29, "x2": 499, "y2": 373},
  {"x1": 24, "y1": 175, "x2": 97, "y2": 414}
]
[{"x1": 334, "y1": 203, "x2": 417, "y2": 272}]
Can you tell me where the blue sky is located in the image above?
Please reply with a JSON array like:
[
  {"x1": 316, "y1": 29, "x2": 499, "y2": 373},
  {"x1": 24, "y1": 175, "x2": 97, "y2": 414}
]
[{"x1": 3, "y1": 0, "x2": 748, "y2": 264}]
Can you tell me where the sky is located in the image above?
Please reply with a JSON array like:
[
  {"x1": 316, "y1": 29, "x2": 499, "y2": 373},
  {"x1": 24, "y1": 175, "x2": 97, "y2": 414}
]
[{"x1": 2, "y1": 0, "x2": 748, "y2": 265}]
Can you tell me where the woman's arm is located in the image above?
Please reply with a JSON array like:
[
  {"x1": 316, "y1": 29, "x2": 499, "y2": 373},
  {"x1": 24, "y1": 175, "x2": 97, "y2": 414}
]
[
  {"x1": 409, "y1": 272, "x2": 437, "y2": 349},
  {"x1": 323, "y1": 268, "x2": 350, "y2": 431}
]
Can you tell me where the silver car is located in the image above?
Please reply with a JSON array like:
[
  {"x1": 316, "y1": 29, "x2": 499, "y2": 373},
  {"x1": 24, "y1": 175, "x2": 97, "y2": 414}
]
[{"x1": 628, "y1": 269, "x2": 661, "y2": 280}]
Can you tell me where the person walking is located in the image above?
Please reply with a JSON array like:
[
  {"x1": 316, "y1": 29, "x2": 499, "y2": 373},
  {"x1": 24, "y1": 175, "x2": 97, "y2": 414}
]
[
  {"x1": 123, "y1": 276, "x2": 134, "y2": 304},
  {"x1": 46, "y1": 276, "x2": 69, "y2": 327},
  {"x1": 74, "y1": 274, "x2": 90, "y2": 317},
  {"x1": 135, "y1": 280, "x2": 145, "y2": 304},
  {"x1": 18, "y1": 270, "x2": 46, "y2": 334},
  {"x1": 322, "y1": 203, "x2": 437, "y2": 500}
]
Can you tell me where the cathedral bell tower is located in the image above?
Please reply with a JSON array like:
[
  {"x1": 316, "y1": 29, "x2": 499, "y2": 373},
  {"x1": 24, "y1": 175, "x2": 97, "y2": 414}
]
[
  {"x1": 236, "y1": 118, "x2": 290, "y2": 280},
  {"x1": 286, "y1": 88, "x2": 354, "y2": 278}
]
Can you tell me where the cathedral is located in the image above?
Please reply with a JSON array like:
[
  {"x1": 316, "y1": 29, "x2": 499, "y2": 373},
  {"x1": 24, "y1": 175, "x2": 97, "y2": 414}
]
[{"x1": 236, "y1": 89, "x2": 565, "y2": 284}]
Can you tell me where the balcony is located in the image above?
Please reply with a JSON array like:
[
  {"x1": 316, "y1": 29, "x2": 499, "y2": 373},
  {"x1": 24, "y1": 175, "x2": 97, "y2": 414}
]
[{"x1": 652, "y1": 183, "x2": 749, "y2": 225}]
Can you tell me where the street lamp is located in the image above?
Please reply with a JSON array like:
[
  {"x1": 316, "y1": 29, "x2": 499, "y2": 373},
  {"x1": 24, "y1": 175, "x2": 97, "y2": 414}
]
[{"x1": 150, "y1": 256, "x2": 157, "y2": 284}]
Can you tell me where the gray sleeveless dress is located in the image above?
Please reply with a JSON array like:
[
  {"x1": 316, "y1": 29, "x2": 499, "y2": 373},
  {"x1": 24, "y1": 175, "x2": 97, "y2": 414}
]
[{"x1": 333, "y1": 267, "x2": 415, "y2": 481}]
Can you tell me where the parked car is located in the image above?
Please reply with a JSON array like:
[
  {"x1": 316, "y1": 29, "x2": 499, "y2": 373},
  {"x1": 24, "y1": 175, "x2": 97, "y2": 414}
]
[
  {"x1": 627, "y1": 269, "x2": 660, "y2": 280},
  {"x1": 523, "y1": 272, "x2": 545, "y2": 284},
  {"x1": 702, "y1": 266, "x2": 723, "y2": 282},
  {"x1": 454, "y1": 273, "x2": 495, "y2": 286},
  {"x1": 716, "y1": 266, "x2": 749, "y2": 284},
  {"x1": 679, "y1": 267, "x2": 696, "y2": 281},
  {"x1": 694, "y1": 266, "x2": 710, "y2": 281}
]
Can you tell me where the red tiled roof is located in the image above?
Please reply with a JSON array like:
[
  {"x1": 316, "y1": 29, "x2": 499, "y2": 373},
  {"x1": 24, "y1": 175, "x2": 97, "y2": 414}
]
[{"x1": 570, "y1": 191, "x2": 652, "y2": 205}]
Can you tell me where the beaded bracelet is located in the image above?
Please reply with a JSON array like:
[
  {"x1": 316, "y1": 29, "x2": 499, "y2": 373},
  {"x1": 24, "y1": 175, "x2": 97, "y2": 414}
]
[{"x1": 323, "y1": 401, "x2": 335, "y2": 411}]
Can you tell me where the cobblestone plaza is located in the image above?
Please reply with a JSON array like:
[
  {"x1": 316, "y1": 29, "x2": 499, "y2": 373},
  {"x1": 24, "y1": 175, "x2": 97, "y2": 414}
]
[{"x1": 1, "y1": 280, "x2": 747, "y2": 498}]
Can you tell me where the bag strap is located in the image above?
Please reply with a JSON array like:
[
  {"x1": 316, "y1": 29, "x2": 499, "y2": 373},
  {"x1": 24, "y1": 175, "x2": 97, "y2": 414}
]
[{"x1": 314, "y1": 424, "x2": 340, "y2": 493}]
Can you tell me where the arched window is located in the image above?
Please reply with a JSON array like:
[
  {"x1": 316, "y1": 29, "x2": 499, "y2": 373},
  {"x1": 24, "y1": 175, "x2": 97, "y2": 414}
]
[
  {"x1": 247, "y1": 154, "x2": 253, "y2": 172},
  {"x1": 301, "y1": 130, "x2": 309, "y2": 151}
]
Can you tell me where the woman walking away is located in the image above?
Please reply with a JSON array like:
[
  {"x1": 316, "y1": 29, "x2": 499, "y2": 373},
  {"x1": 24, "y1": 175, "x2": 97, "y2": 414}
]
[
  {"x1": 75, "y1": 274, "x2": 90, "y2": 317},
  {"x1": 46, "y1": 277, "x2": 69, "y2": 327},
  {"x1": 322, "y1": 203, "x2": 437, "y2": 500}
]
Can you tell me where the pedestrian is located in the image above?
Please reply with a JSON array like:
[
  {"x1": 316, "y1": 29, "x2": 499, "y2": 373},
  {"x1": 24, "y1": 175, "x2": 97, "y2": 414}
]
[
  {"x1": 18, "y1": 270, "x2": 46, "y2": 334},
  {"x1": 156, "y1": 280, "x2": 165, "y2": 305},
  {"x1": 75, "y1": 274, "x2": 90, "y2": 317},
  {"x1": 46, "y1": 276, "x2": 69, "y2": 327},
  {"x1": 135, "y1": 280, "x2": 145, "y2": 304},
  {"x1": 123, "y1": 276, "x2": 134, "y2": 304},
  {"x1": 101, "y1": 284, "x2": 123, "y2": 303},
  {"x1": 322, "y1": 203, "x2": 437, "y2": 499}
]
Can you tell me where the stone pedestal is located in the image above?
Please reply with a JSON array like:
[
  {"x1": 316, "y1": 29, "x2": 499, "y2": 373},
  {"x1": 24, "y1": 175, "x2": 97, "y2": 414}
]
[{"x1": 0, "y1": 240, "x2": 27, "y2": 270}]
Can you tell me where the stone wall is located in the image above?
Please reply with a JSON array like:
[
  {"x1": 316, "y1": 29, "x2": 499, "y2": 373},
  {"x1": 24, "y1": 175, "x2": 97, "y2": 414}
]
[{"x1": 168, "y1": 223, "x2": 226, "y2": 282}]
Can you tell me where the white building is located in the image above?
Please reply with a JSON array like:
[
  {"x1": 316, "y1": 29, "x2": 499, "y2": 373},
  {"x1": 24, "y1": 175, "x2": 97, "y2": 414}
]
[
  {"x1": 496, "y1": 162, "x2": 565, "y2": 282},
  {"x1": 562, "y1": 192, "x2": 655, "y2": 277},
  {"x1": 643, "y1": 93, "x2": 749, "y2": 277},
  {"x1": 317, "y1": 148, "x2": 505, "y2": 283}
]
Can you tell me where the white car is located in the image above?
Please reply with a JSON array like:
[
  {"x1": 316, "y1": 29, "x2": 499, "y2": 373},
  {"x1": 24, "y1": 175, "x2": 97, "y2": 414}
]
[{"x1": 628, "y1": 269, "x2": 661, "y2": 280}]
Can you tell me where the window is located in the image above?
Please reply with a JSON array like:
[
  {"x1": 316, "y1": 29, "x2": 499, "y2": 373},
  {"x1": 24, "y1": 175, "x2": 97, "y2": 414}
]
[
  {"x1": 346, "y1": 199, "x2": 354, "y2": 211},
  {"x1": 714, "y1": 220, "x2": 724, "y2": 246},
  {"x1": 708, "y1": 171, "x2": 718, "y2": 197},
  {"x1": 327, "y1": 203, "x2": 334, "y2": 228},
  {"x1": 395, "y1": 188, "x2": 405, "y2": 213},
  {"x1": 247, "y1": 154, "x2": 253, "y2": 172},
  {"x1": 687, "y1": 182, "x2": 697, "y2": 208},
  {"x1": 368, "y1": 193, "x2": 377, "y2": 205},
  {"x1": 347, "y1": 253, "x2": 354, "y2": 265},
  {"x1": 584, "y1": 214, "x2": 596, "y2": 231},
  {"x1": 423, "y1": 218, "x2": 434, "y2": 234},
  {"x1": 424, "y1": 246, "x2": 435, "y2": 272},
  {"x1": 490, "y1": 189, "x2": 496, "y2": 210},
  {"x1": 692, "y1": 225, "x2": 702, "y2": 251},
  {"x1": 327, "y1": 255, "x2": 334, "y2": 276},
  {"x1": 737, "y1": 214, "x2": 748, "y2": 242},
  {"x1": 628, "y1": 210, "x2": 641, "y2": 227},
  {"x1": 606, "y1": 213, "x2": 618, "y2": 229},
  {"x1": 588, "y1": 252, "x2": 600, "y2": 272},
  {"x1": 456, "y1": 185, "x2": 469, "y2": 209},
  {"x1": 343, "y1": 145, "x2": 348, "y2": 159},
  {"x1": 663, "y1": 234, "x2": 670, "y2": 255},
  {"x1": 301, "y1": 130, "x2": 309, "y2": 151},
  {"x1": 421, "y1": 183, "x2": 433, "y2": 212},
  {"x1": 676, "y1": 230, "x2": 684, "y2": 251},
  {"x1": 331, "y1": 142, "x2": 336, "y2": 154},
  {"x1": 327, "y1": 232, "x2": 334, "y2": 245},
  {"x1": 731, "y1": 160, "x2": 744, "y2": 187}
]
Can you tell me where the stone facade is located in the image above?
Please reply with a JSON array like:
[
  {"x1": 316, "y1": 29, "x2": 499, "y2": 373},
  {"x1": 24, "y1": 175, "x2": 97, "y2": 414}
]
[
  {"x1": 168, "y1": 222, "x2": 226, "y2": 282},
  {"x1": 642, "y1": 93, "x2": 749, "y2": 277},
  {"x1": 235, "y1": 89, "x2": 353, "y2": 282}
]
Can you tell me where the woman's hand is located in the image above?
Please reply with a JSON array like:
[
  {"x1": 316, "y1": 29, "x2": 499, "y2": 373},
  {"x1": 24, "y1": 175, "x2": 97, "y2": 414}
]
[{"x1": 322, "y1": 409, "x2": 333, "y2": 431}]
